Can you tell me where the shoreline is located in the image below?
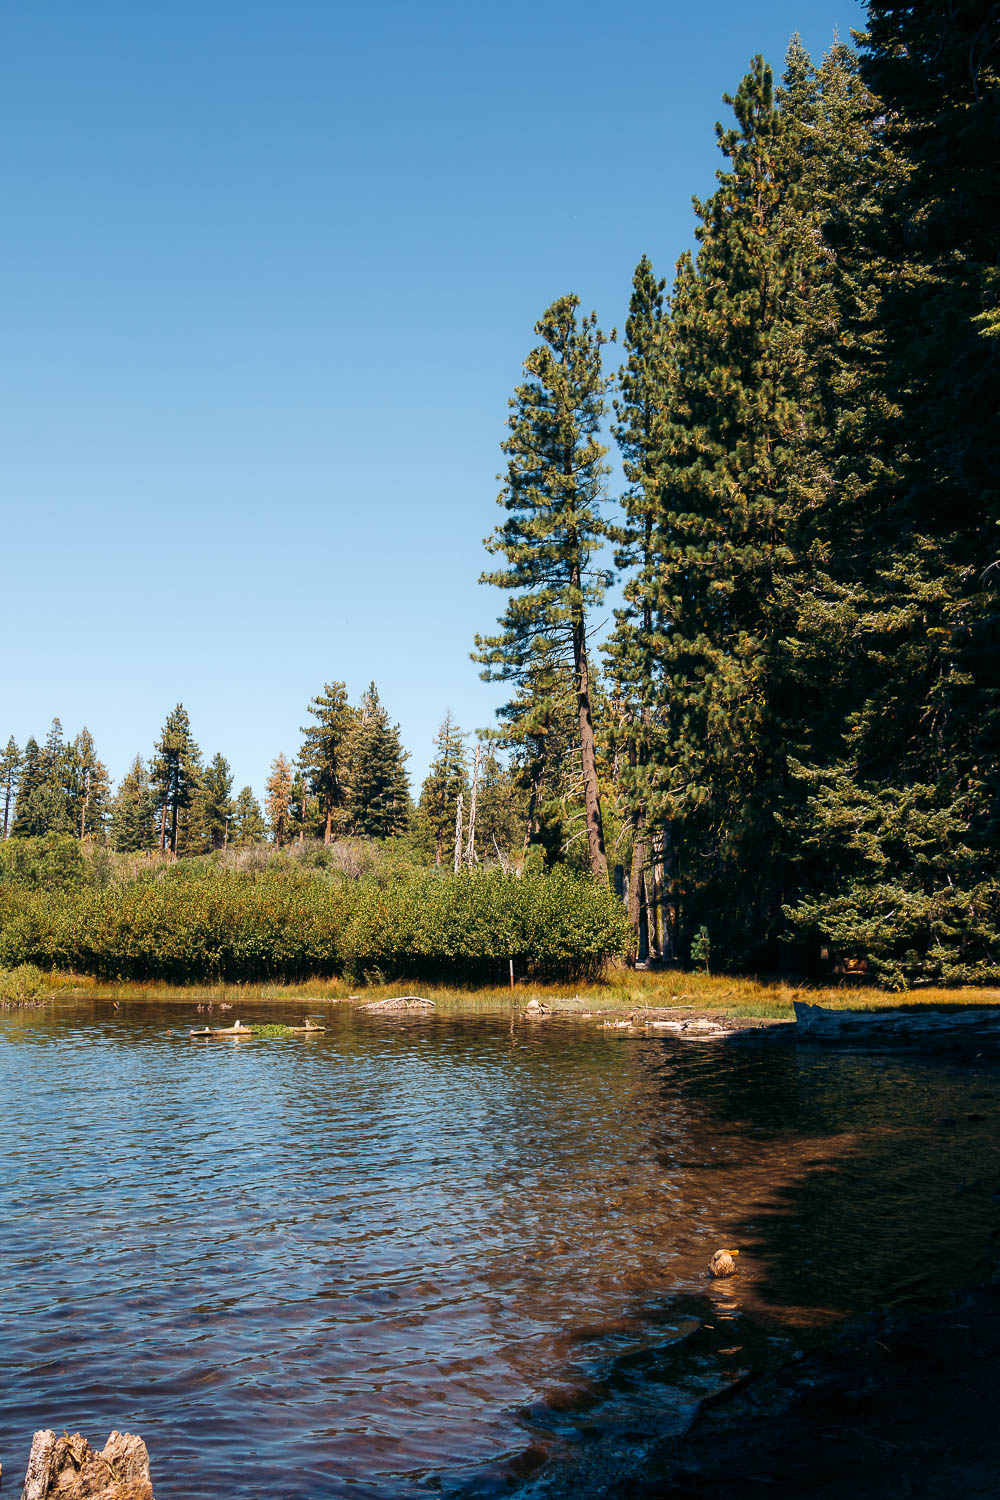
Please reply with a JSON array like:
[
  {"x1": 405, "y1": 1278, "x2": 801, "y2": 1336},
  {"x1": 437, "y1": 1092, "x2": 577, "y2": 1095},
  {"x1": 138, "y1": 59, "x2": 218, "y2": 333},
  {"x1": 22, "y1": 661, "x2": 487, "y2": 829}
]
[{"x1": 12, "y1": 970, "x2": 1000, "y2": 1026}]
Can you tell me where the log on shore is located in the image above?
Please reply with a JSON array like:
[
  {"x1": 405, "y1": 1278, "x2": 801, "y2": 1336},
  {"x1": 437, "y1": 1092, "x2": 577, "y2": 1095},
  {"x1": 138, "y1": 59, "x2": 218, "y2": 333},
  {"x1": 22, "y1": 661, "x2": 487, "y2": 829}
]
[{"x1": 794, "y1": 999, "x2": 1000, "y2": 1042}]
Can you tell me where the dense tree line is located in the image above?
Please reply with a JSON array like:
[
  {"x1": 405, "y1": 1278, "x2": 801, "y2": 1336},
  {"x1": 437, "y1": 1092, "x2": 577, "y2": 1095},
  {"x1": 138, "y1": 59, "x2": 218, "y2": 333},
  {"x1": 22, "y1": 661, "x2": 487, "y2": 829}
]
[
  {"x1": 477, "y1": 5, "x2": 1000, "y2": 985},
  {"x1": 0, "y1": 688, "x2": 526, "y2": 870}
]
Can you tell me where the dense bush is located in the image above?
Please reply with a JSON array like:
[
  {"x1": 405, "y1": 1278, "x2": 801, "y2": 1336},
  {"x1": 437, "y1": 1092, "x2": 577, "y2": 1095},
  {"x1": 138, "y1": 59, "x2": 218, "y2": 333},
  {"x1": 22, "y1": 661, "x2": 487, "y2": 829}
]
[
  {"x1": 0, "y1": 963, "x2": 45, "y2": 1003},
  {"x1": 0, "y1": 866, "x2": 345, "y2": 982},
  {"x1": 0, "y1": 861, "x2": 629, "y2": 983},
  {"x1": 342, "y1": 867, "x2": 630, "y2": 982},
  {"x1": 0, "y1": 835, "x2": 88, "y2": 892}
]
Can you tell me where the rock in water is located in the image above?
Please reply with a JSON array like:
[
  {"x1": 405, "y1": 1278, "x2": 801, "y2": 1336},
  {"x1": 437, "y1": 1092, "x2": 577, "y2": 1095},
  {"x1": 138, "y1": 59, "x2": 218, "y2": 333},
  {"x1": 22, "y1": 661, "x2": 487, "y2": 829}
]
[
  {"x1": 709, "y1": 1248, "x2": 739, "y2": 1278},
  {"x1": 21, "y1": 1428, "x2": 154, "y2": 1499}
]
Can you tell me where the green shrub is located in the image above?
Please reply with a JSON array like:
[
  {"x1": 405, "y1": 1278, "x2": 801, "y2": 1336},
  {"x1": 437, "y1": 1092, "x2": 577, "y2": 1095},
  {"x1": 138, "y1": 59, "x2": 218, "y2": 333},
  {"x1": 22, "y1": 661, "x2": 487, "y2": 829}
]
[
  {"x1": 0, "y1": 835, "x2": 87, "y2": 892},
  {"x1": 0, "y1": 860, "x2": 628, "y2": 984},
  {"x1": 343, "y1": 867, "x2": 630, "y2": 982},
  {"x1": 0, "y1": 962, "x2": 46, "y2": 1003}
]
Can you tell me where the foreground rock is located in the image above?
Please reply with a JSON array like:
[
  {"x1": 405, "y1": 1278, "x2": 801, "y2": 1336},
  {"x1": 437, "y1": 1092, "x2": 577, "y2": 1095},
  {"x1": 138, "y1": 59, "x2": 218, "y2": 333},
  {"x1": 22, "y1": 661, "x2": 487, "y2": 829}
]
[{"x1": 20, "y1": 1430, "x2": 153, "y2": 1500}]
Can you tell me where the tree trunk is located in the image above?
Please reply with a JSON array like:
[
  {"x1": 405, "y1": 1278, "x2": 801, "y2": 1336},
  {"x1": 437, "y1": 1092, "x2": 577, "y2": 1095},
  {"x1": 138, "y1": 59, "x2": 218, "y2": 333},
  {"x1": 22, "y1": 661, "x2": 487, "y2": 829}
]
[
  {"x1": 323, "y1": 796, "x2": 333, "y2": 845},
  {"x1": 159, "y1": 800, "x2": 168, "y2": 855},
  {"x1": 453, "y1": 793, "x2": 464, "y2": 873},
  {"x1": 628, "y1": 827, "x2": 650, "y2": 963},
  {"x1": 570, "y1": 584, "x2": 608, "y2": 883},
  {"x1": 465, "y1": 743, "x2": 481, "y2": 868}
]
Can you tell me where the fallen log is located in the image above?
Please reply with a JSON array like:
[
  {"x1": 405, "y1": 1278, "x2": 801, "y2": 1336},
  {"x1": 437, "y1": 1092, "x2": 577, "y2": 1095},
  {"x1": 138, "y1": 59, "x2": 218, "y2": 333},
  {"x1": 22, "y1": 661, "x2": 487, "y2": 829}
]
[
  {"x1": 793, "y1": 1000, "x2": 1000, "y2": 1042},
  {"x1": 359, "y1": 995, "x2": 436, "y2": 1012}
]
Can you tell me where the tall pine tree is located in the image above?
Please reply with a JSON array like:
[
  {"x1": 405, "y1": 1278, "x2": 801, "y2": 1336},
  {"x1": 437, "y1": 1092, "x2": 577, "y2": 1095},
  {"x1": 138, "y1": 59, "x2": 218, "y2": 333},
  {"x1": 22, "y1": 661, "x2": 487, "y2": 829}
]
[{"x1": 475, "y1": 295, "x2": 612, "y2": 882}]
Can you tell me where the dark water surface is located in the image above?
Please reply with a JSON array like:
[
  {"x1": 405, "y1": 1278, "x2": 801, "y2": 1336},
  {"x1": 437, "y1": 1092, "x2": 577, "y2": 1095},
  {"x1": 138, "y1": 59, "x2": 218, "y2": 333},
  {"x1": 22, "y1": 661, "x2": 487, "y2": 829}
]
[{"x1": 3, "y1": 1001, "x2": 1000, "y2": 1497}]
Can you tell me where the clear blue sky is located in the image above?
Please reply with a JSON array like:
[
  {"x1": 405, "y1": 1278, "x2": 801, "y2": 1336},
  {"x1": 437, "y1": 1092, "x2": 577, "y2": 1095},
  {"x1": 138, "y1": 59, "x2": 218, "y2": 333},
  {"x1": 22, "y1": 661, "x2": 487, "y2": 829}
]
[{"x1": 3, "y1": 0, "x2": 864, "y2": 797}]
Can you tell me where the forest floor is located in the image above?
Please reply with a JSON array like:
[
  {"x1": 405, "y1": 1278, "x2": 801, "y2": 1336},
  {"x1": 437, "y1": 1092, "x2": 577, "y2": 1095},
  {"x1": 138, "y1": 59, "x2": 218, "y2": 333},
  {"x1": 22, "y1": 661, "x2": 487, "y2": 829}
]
[{"x1": 29, "y1": 969, "x2": 1000, "y2": 1021}]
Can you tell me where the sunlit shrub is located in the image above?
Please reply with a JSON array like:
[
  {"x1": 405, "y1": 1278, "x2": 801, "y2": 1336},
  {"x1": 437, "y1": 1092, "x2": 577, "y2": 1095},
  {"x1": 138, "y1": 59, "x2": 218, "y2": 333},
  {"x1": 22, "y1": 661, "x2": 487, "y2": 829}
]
[
  {"x1": 0, "y1": 962, "x2": 46, "y2": 1003},
  {"x1": 0, "y1": 861, "x2": 627, "y2": 984}
]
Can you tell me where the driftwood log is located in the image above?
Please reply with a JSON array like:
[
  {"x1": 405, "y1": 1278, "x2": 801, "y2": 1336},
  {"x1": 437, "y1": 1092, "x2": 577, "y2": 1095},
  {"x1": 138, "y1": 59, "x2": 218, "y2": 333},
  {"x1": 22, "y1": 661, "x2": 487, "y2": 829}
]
[
  {"x1": 360, "y1": 996, "x2": 436, "y2": 1013},
  {"x1": 20, "y1": 1429, "x2": 153, "y2": 1500},
  {"x1": 794, "y1": 1000, "x2": 1000, "y2": 1041}
]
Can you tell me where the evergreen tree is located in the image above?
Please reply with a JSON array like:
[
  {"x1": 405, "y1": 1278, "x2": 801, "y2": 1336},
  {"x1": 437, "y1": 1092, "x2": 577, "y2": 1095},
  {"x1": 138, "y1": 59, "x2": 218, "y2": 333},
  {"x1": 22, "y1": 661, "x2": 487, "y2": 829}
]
[
  {"x1": 197, "y1": 753, "x2": 235, "y2": 851},
  {"x1": 290, "y1": 759, "x2": 314, "y2": 846},
  {"x1": 232, "y1": 786, "x2": 266, "y2": 847},
  {"x1": 300, "y1": 681, "x2": 355, "y2": 844},
  {"x1": 150, "y1": 704, "x2": 201, "y2": 856},
  {"x1": 489, "y1": 644, "x2": 582, "y2": 862},
  {"x1": 345, "y1": 683, "x2": 410, "y2": 838},
  {"x1": 110, "y1": 756, "x2": 156, "y2": 853},
  {"x1": 266, "y1": 754, "x2": 294, "y2": 847},
  {"x1": 418, "y1": 712, "x2": 468, "y2": 865},
  {"x1": 615, "y1": 50, "x2": 872, "y2": 964},
  {"x1": 469, "y1": 745, "x2": 525, "y2": 865},
  {"x1": 12, "y1": 720, "x2": 76, "y2": 837},
  {"x1": 68, "y1": 727, "x2": 111, "y2": 841},
  {"x1": 0, "y1": 737, "x2": 20, "y2": 839},
  {"x1": 608, "y1": 254, "x2": 672, "y2": 947},
  {"x1": 474, "y1": 294, "x2": 612, "y2": 882},
  {"x1": 783, "y1": 10, "x2": 1000, "y2": 981},
  {"x1": 11, "y1": 737, "x2": 42, "y2": 836}
]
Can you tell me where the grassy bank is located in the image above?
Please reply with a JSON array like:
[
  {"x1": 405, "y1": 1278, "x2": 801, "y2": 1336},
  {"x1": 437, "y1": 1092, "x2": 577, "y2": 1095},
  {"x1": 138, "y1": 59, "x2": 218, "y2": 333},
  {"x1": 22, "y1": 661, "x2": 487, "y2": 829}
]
[{"x1": 22, "y1": 968, "x2": 1000, "y2": 1019}]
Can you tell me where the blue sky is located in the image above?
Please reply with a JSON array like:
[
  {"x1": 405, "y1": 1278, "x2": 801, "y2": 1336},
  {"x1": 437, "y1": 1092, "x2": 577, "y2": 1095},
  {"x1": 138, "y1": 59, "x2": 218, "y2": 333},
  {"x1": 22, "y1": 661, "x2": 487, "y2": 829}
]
[{"x1": 3, "y1": 0, "x2": 864, "y2": 796}]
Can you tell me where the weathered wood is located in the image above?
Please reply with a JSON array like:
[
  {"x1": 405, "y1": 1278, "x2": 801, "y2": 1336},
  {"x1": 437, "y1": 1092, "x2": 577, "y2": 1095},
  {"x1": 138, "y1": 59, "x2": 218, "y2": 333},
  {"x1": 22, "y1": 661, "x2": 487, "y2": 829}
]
[
  {"x1": 360, "y1": 995, "x2": 436, "y2": 1012},
  {"x1": 21, "y1": 1428, "x2": 153, "y2": 1500},
  {"x1": 794, "y1": 1000, "x2": 1000, "y2": 1040},
  {"x1": 189, "y1": 1021, "x2": 253, "y2": 1037}
]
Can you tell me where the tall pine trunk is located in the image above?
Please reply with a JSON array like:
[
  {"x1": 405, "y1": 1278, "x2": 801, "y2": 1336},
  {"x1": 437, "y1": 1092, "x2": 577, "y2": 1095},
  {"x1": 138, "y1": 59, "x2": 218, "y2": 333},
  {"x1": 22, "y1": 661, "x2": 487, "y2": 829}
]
[{"x1": 571, "y1": 573, "x2": 607, "y2": 882}]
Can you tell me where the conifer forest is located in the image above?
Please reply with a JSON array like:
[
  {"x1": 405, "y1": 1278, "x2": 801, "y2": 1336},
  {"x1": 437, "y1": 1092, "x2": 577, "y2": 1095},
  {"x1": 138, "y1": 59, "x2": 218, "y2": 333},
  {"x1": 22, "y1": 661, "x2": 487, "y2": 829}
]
[{"x1": 4, "y1": 5, "x2": 999, "y2": 989}]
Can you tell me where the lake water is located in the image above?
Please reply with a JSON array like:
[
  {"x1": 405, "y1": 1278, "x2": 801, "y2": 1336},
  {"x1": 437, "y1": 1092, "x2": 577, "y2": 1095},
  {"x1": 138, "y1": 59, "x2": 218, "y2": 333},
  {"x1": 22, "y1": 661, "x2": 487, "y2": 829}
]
[{"x1": 3, "y1": 1000, "x2": 1000, "y2": 1497}]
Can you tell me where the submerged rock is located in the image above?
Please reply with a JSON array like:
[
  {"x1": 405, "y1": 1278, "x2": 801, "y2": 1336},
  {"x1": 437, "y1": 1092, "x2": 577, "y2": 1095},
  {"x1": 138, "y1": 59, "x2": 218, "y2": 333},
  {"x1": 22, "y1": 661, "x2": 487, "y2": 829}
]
[{"x1": 21, "y1": 1429, "x2": 153, "y2": 1500}]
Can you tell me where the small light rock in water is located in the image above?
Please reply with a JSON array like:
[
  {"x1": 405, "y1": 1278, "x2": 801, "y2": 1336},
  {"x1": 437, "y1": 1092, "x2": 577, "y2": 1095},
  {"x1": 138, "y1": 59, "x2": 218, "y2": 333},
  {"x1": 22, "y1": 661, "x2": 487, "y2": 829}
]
[{"x1": 708, "y1": 1248, "x2": 739, "y2": 1278}]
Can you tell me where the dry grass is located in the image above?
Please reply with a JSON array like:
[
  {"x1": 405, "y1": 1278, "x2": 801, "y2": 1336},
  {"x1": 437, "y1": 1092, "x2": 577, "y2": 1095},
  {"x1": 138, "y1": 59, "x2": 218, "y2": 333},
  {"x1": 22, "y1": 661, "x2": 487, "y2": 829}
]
[{"x1": 37, "y1": 968, "x2": 1000, "y2": 1020}]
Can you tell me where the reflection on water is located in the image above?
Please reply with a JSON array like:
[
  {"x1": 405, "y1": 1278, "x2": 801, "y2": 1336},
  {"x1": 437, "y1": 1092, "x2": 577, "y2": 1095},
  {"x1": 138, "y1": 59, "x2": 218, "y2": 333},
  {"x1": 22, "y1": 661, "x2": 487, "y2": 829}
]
[{"x1": 2, "y1": 1002, "x2": 999, "y2": 1497}]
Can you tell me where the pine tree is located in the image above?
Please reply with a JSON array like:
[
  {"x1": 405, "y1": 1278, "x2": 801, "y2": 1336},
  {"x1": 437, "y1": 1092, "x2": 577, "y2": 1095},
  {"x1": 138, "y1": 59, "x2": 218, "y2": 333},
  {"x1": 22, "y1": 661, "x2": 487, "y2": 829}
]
[
  {"x1": 469, "y1": 746, "x2": 525, "y2": 865},
  {"x1": 418, "y1": 712, "x2": 468, "y2": 865},
  {"x1": 11, "y1": 737, "x2": 41, "y2": 837},
  {"x1": 782, "y1": 11, "x2": 1000, "y2": 981},
  {"x1": 289, "y1": 758, "x2": 314, "y2": 845},
  {"x1": 474, "y1": 294, "x2": 612, "y2": 882},
  {"x1": 345, "y1": 684, "x2": 410, "y2": 839},
  {"x1": 110, "y1": 756, "x2": 156, "y2": 853},
  {"x1": 608, "y1": 254, "x2": 672, "y2": 949},
  {"x1": 489, "y1": 644, "x2": 581, "y2": 861},
  {"x1": 615, "y1": 51, "x2": 869, "y2": 964},
  {"x1": 266, "y1": 754, "x2": 295, "y2": 847},
  {"x1": 197, "y1": 753, "x2": 235, "y2": 851},
  {"x1": 232, "y1": 786, "x2": 266, "y2": 847},
  {"x1": 150, "y1": 705, "x2": 201, "y2": 856},
  {"x1": 300, "y1": 681, "x2": 355, "y2": 844},
  {"x1": 0, "y1": 737, "x2": 20, "y2": 839},
  {"x1": 12, "y1": 720, "x2": 76, "y2": 837},
  {"x1": 68, "y1": 728, "x2": 111, "y2": 841}
]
